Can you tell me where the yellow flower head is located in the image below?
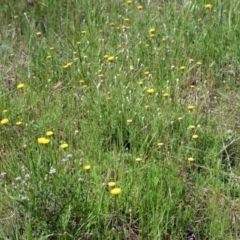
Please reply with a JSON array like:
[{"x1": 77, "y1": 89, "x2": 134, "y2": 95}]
[
  {"x1": 81, "y1": 30, "x2": 87, "y2": 34},
  {"x1": 187, "y1": 105, "x2": 195, "y2": 111},
  {"x1": 38, "y1": 137, "x2": 50, "y2": 144},
  {"x1": 111, "y1": 188, "x2": 122, "y2": 195},
  {"x1": 16, "y1": 121, "x2": 22, "y2": 126},
  {"x1": 136, "y1": 158, "x2": 142, "y2": 162},
  {"x1": 46, "y1": 55, "x2": 51, "y2": 59},
  {"x1": 189, "y1": 125, "x2": 196, "y2": 130},
  {"x1": 3, "y1": 110, "x2": 8, "y2": 113},
  {"x1": 1, "y1": 118, "x2": 9, "y2": 125},
  {"x1": 107, "y1": 56, "x2": 115, "y2": 61},
  {"x1": 17, "y1": 83, "x2": 25, "y2": 89},
  {"x1": 192, "y1": 134, "x2": 199, "y2": 139},
  {"x1": 137, "y1": 5, "x2": 143, "y2": 10},
  {"x1": 60, "y1": 143, "x2": 68, "y2": 149},
  {"x1": 49, "y1": 47, "x2": 54, "y2": 50},
  {"x1": 127, "y1": 119, "x2": 132, "y2": 124},
  {"x1": 163, "y1": 93, "x2": 169, "y2": 98},
  {"x1": 46, "y1": 131, "x2": 54, "y2": 136},
  {"x1": 138, "y1": 81, "x2": 143, "y2": 85},
  {"x1": 147, "y1": 88, "x2": 155, "y2": 94},
  {"x1": 108, "y1": 182, "x2": 116, "y2": 187},
  {"x1": 205, "y1": 4, "x2": 213, "y2": 9},
  {"x1": 180, "y1": 66, "x2": 185, "y2": 70},
  {"x1": 149, "y1": 28, "x2": 155, "y2": 34},
  {"x1": 157, "y1": 142, "x2": 164, "y2": 147},
  {"x1": 188, "y1": 157, "x2": 194, "y2": 162},
  {"x1": 144, "y1": 71, "x2": 150, "y2": 75},
  {"x1": 197, "y1": 61, "x2": 202, "y2": 65},
  {"x1": 36, "y1": 32, "x2": 42, "y2": 36},
  {"x1": 84, "y1": 165, "x2": 91, "y2": 171}
]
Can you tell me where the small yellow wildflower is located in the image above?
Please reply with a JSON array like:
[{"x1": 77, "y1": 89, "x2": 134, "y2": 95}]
[
  {"x1": 162, "y1": 37, "x2": 166, "y2": 41},
  {"x1": 192, "y1": 134, "x2": 199, "y2": 139},
  {"x1": 136, "y1": 158, "x2": 142, "y2": 162},
  {"x1": 147, "y1": 89, "x2": 155, "y2": 94},
  {"x1": 111, "y1": 188, "x2": 122, "y2": 195},
  {"x1": 79, "y1": 80, "x2": 85, "y2": 84},
  {"x1": 36, "y1": 32, "x2": 42, "y2": 36},
  {"x1": 178, "y1": 117, "x2": 183, "y2": 121},
  {"x1": 197, "y1": 61, "x2": 202, "y2": 65},
  {"x1": 3, "y1": 110, "x2": 8, "y2": 113},
  {"x1": 46, "y1": 55, "x2": 51, "y2": 59},
  {"x1": 138, "y1": 81, "x2": 143, "y2": 85},
  {"x1": 157, "y1": 142, "x2": 164, "y2": 147},
  {"x1": 1, "y1": 118, "x2": 9, "y2": 125},
  {"x1": 189, "y1": 125, "x2": 196, "y2": 130},
  {"x1": 180, "y1": 66, "x2": 185, "y2": 70},
  {"x1": 108, "y1": 182, "x2": 116, "y2": 187},
  {"x1": 49, "y1": 47, "x2": 54, "y2": 50},
  {"x1": 109, "y1": 22, "x2": 115, "y2": 26},
  {"x1": 81, "y1": 30, "x2": 87, "y2": 34},
  {"x1": 144, "y1": 71, "x2": 150, "y2": 75},
  {"x1": 190, "y1": 59, "x2": 194, "y2": 63},
  {"x1": 17, "y1": 83, "x2": 25, "y2": 89},
  {"x1": 150, "y1": 34, "x2": 155, "y2": 37},
  {"x1": 127, "y1": 0, "x2": 132, "y2": 4},
  {"x1": 188, "y1": 157, "x2": 194, "y2": 162},
  {"x1": 107, "y1": 56, "x2": 115, "y2": 61},
  {"x1": 205, "y1": 4, "x2": 213, "y2": 9},
  {"x1": 137, "y1": 5, "x2": 143, "y2": 10},
  {"x1": 187, "y1": 105, "x2": 195, "y2": 111},
  {"x1": 76, "y1": 41, "x2": 81, "y2": 44},
  {"x1": 127, "y1": 119, "x2": 132, "y2": 124},
  {"x1": 38, "y1": 137, "x2": 50, "y2": 144},
  {"x1": 149, "y1": 28, "x2": 155, "y2": 34},
  {"x1": 46, "y1": 131, "x2": 54, "y2": 136},
  {"x1": 16, "y1": 121, "x2": 22, "y2": 126},
  {"x1": 103, "y1": 55, "x2": 109, "y2": 59},
  {"x1": 223, "y1": 9, "x2": 227, "y2": 13},
  {"x1": 60, "y1": 143, "x2": 68, "y2": 149},
  {"x1": 84, "y1": 165, "x2": 91, "y2": 171},
  {"x1": 163, "y1": 93, "x2": 169, "y2": 98}
]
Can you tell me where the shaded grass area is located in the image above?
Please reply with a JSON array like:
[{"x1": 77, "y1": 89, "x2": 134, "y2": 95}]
[{"x1": 1, "y1": 0, "x2": 240, "y2": 239}]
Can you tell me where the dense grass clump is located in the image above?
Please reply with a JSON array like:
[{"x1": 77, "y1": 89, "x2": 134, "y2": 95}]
[{"x1": 1, "y1": 0, "x2": 240, "y2": 239}]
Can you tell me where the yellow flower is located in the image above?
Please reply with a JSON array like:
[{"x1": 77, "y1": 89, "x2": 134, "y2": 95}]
[
  {"x1": 178, "y1": 117, "x2": 183, "y2": 121},
  {"x1": 127, "y1": 119, "x2": 132, "y2": 124},
  {"x1": 188, "y1": 157, "x2": 194, "y2": 162},
  {"x1": 144, "y1": 71, "x2": 150, "y2": 75},
  {"x1": 79, "y1": 80, "x2": 85, "y2": 84},
  {"x1": 136, "y1": 158, "x2": 142, "y2": 162},
  {"x1": 60, "y1": 143, "x2": 68, "y2": 149},
  {"x1": 76, "y1": 41, "x2": 81, "y2": 44},
  {"x1": 138, "y1": 81, "x2": 143, "y2": 85},
  {"x1": 127, "y1": 0, "x2": 132, "y2": 4},
  {"x1": 197, "y1": 61, "x2": 202, "y2": 65},
  {"x1": 107, "y1": 56, "x2": 115, "y2": 61},
  {"x1": 149, "y1": 28, "x2": 155, "y2": 34},
  {"x1": 157, "y1": 142, "x2": 164, "y2": 147},
  {"x1": 36, "y1": 32, "x2": 42, "y2": 36},
  {"x1": 192, "y1": 134, "x2": 199, "y2": 139},
  {"x1": 49, "y1": 47, "x2": 54, "y2": 50},
  {"x1": 189, "y1": 125, "x2": 196, "y2": 130},
  {"x1": 205, "y1": 4, "x2": 213, "y2": 9},
  {"x1": 150, "y1": 34, "x2": 155, "y2": 37},
  {"x1": 108, "y1": 182, "x2": 116, "y2": 187},
  {"x1": 137, "y1": 5, "x2": 143, "y2": 10},
  {"x1": 111, "y1": 188, "x2": 122, "y2": 195},
  {"x1": 17, "y1": 83, "x2": 25, "y2": 89},
  {"x1": 46, "y1": 55, "x2": 51, "y2": 59},
  {"x1": 108, "y1": 22, "x2": 115, "y2": 26},
  {"x1": 180, "y1": 66, "x2": 185, "y2": 70},
  {"x1": 84, "y1": 165, "x2": 91, "y2": 171},
  {"x1": 16, "y1": 121, "x2": 22, "y2": 126},
  {"x1": 46, "y1": 131, "x2": 54, "y2": 136},
  {"x1": 147, "y1": 88, "x2": 155, "y2": 94},
  {"x1": 3, "y1": 110, "x2": 8, "y2": 113},
  {"x1": 81, "y1": 30, "x2": 87, "y2": 34},
  {"x1": 187, "y1": 105, "x2": 195, "y2": 111},
  {"x1": 1, "y1": 118, "x2": 9, "y2": 125},
  {"x1": 38, "y1": 137, "x2": 50, "y2": 144},
  {"x1": 163, "y1": 93, "x2": 169, "y2": 98}
]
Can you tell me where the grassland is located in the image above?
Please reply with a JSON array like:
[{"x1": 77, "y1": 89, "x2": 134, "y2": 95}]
[{"x1": 1, "y1": 0, "x2": 240, "y2": 239}]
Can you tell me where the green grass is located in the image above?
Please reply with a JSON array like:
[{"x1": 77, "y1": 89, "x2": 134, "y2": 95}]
[{"x1": 1, "y1": 0, "x2": 240, "y2": 239}]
